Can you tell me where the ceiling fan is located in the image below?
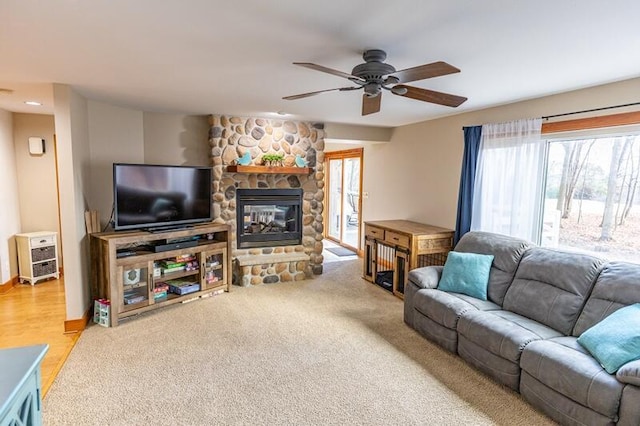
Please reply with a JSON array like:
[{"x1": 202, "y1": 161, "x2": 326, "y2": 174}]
[{"x1": 283, "y1": 49, "x2": 468, "y2": 116}]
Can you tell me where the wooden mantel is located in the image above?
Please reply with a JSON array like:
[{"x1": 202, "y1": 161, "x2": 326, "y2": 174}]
[{"x1": 226, "y1": 165, "x2": 312, "y2": 175}]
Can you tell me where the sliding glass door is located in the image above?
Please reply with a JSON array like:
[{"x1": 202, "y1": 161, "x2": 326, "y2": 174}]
[{"x1": 325, "y1": 149, "x2": 363, "y2": 251}]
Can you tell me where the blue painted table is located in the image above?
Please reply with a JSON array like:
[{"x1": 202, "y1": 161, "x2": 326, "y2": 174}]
[{"x1": 0, "y1": 344, "x2": 48, "y2": 426}]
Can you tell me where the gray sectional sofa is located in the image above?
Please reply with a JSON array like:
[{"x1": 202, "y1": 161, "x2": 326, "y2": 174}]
[{"x1": 404, "y1": 231, "x2": 640, "y2": 426}]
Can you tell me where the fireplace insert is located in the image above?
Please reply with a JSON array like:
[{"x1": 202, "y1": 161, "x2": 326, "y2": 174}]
[{"x1": 235, "y1": 188, "x2": 303, "y2": 249}]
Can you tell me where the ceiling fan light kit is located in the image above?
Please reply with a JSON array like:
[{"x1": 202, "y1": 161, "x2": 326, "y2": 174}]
[{"x1": 284, "y1": 49, "x2": 467, "y2": 116}]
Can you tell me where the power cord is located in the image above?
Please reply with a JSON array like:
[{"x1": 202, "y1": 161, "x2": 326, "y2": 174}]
[{"x1": 103, "y1": 203, "x2": 115, "y2": 232}]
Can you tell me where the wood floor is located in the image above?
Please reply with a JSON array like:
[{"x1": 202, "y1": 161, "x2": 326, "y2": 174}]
[{"x1": 0, "y1": 277, "x2": 80, "y2": 397}]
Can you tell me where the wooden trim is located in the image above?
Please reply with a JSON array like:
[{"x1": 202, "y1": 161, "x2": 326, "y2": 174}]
[
  {"x1": 53, "y1": 134, "x2": 64, "y2": 269},
  {"x1": 323, "y1": 148, "x2": 364, "y2": 252},
  {"x1": 542, "y1": 111, "x2": 640, "y2": 134},
  {"x1": 324, "y1": 147, "x2": 364, "y2": 160},
  {"x1": 226, "y1": 165, "x2": 311, "y2": 174},
  {"x1": 64, "y1": 307, "x2": 92, "y2": 333},
  {"x1": 0, "y1": 275, "x2": 19, "y2": 294}
]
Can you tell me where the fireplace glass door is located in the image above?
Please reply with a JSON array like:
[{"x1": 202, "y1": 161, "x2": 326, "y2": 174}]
[{"x1": 236, "y1": 189, "x2": 303, "y2": 248}]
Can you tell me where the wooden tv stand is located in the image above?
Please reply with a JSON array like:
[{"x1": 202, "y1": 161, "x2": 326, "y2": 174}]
[{"x1": 90, "y1": 223, "x2": 231, "y2": 327}]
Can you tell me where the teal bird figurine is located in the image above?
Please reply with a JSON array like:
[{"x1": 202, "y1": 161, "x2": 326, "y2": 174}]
[
  {"x1": 236, "y1": 151, "x2": 251, "y2": 166},
  {"x1": 294, "y1": 154, "x2": 308, "y2": 167}
]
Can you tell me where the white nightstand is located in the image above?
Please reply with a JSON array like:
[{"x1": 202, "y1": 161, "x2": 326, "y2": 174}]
[{"x1": 16, "y1": 231, "x2": 60, "y2": 285}]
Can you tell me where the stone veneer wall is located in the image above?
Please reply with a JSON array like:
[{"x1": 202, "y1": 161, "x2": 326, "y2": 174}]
[{"x1": 208, "y1": 115, "x2": 325, "y2": 283}]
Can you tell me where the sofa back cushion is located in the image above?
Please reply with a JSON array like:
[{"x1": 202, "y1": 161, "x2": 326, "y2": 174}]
[
  {"x1": 455, "y1": 231, "x2": 533, "y2": 306},
  {"x1": 573, "y1": 262, "x2": 640, "y2": 336},
  {"x1": 503, "y1": 247, "x2": 605, "y2": 335}
]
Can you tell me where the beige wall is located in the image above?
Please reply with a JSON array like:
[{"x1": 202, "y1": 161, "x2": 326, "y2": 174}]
[
  {"x1": 143, "y1": 113, "x2": 209, "y2": 166},
  {"x1": 84, "y1": 110, "x2": 209, "y2": 229},
  {"x1": 42, "y1": 75, "x2": 640, "y2": 321},
  {"x1": 12, "y1": 114, "x2": 60, "y2": 243},
  {"x1": 0, "y1": 108, "x2": 21, "y2": 283},
  {"x1": 88, "y1": 101, "x2": 145, "y2": 227},
  {"x1": 54, "y1": 84, "x2": 92, "y2": 320},
  {"x1": 324, "y1": 122, "x2": 392, "y2": 144},
  {"x1": 362, "y1": 77, "x2": 640, "y2": 230}
]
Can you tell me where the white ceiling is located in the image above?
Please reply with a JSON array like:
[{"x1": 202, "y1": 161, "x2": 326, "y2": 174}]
[{"x1": 1, "y1": 1, "x2": 639, "y2": 127}]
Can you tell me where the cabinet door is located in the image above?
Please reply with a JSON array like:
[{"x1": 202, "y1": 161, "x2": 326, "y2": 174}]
[
  {"x1": 0, "y1": 370, "x2": 41, "y2": 426},
  {"x1": 363, "y1": 237, "x2": 376, "y2": 282},
  {"x1": 393, "y1": 248, "x2": 410, "y2": 298},
  {"x1": 117, "y1": 263, "x2": 151, "y2": 313},
  {"x1": 201, "y1": 248, "x2": 227, "y2": 290}
]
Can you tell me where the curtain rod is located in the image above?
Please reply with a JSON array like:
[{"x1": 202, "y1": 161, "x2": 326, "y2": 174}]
[{"x1": 542, "y1": 101, "x2": 640, "y2": 120}]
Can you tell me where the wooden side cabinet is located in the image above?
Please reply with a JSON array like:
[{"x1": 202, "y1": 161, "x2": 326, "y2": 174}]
[
  {"x1": 16, "y1": 232, "x2": 59, "y2": 285},
  {"x1": 91, "y1": 223, "x2": 231, "y2": 327},
  {"x1": 0, "y1": 344, "x2": 48, "y2": 426},
  {"x1": 363, "y1": 220, "x2": 454, "y2": 299}
]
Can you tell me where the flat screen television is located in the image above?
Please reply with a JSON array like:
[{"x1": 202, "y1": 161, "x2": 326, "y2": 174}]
[{"x1": 113, "y1": 163, "x2": 213, "y2": 231}]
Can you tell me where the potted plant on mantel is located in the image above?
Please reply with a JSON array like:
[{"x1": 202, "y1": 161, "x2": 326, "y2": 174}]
[{"x1": 261, "y1": 153, "x2": 285, "y2": 167}]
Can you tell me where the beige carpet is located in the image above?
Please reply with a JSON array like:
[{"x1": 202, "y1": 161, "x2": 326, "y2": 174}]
[{"x1": 43, "y1": 259, "x2": 555, "y2": 425}]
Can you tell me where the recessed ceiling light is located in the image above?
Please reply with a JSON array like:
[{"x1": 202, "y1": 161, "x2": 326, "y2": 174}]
[{"x1": 25, "y1": 101, "x2": 42, "y2": 106}]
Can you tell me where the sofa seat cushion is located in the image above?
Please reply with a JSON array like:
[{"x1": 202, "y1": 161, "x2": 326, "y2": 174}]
[
  {"x1": 521, "y1": 336, "x2": 623, "y2": 419},
  {"x1": 458, "y1": 309, "x2": 563, "y2": 364},
  {"x1": 414, "y1": 289, "x2": 501, "y2": 330}
]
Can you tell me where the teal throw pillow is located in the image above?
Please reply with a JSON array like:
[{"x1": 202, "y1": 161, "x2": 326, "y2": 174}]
[
  {"x1": 437, "y1": 251, "x2": 494, "y2": 301},
  {"x1": 578, "y1": 303, "x2": 640, "y2": 374}
]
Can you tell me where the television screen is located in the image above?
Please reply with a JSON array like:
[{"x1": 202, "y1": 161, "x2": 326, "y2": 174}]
[{"x1": 113, "y1": 163, "x2": 213, "y2": 231}]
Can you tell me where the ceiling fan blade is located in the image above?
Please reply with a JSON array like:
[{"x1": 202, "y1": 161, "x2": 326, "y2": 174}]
[
  {"x1": 293, "y1": 62, "x2": 364, "y2": 82},
  {"x1": 394, "y1": 85, "x2": 467, "y2": 107},
  {"x1": 392, "y1": 61, "x2": 461, "y2": 84},
  {"x1": 283, "y1": 86, "x2": 359, "y2": 100},
  {"x1": 362, "y1": 93, "x2": 381, "y2": 116}
]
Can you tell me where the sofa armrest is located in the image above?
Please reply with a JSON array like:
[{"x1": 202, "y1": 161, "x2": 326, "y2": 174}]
[
  {"x1": 617, "y1": 360, "x2": 640, "y2": 386},
  {"x1": 407, "y1": 266, "x2": 443, "y2": 289}
]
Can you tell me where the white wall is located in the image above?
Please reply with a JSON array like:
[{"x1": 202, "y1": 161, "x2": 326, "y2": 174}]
[
  {"x1": 0, "y1": 108, "x2": 21, "y2": 283},
  {"x1": 88, "y1": 101, "x2": 145, "y2": 227},
  {"x1": 53, "y1": 84, "x2": 92, "y2": 320},
  {"x1": 143, "y1": 112, "x2": 209, "y2": 166},
  {"x1": 13, "y1": 114, "x2": 60, "y2": 244},
  {"x1": 362, "y1": 77, "x2": 640, "y2": 229}
]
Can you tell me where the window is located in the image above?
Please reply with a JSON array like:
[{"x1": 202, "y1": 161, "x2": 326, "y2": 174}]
[{"x1": 540, "y1": 132, "x2": 640, "y2": 263}]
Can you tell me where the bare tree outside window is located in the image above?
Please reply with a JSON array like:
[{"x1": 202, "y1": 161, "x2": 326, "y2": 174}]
[{"x1": 542, "y1": 133, "x2": 640, "y2": 263}]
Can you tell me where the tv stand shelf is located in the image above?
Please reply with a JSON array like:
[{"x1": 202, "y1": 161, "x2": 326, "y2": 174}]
[{"x1": 90, "y1": 223, "x2": 231, "y2": 326}]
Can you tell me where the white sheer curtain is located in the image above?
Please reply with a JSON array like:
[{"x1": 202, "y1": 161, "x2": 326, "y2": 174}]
[{"x1": 470, "y1": 118, "x2": 545, "y2": 243}]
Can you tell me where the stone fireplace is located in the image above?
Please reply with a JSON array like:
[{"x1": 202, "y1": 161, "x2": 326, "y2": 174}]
[{"x1": 208, "y1": 115, "x2": 325, "y2": 285}]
